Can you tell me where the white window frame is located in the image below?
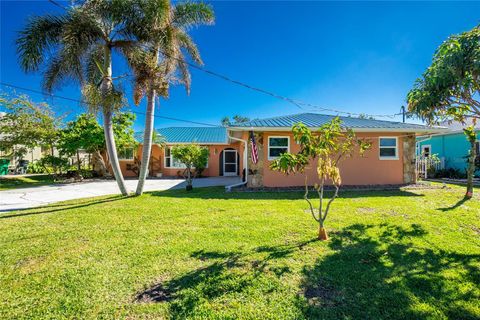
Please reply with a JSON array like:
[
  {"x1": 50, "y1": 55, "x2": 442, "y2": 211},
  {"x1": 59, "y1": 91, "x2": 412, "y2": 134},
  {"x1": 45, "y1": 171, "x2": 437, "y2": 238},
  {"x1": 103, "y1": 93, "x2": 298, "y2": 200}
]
[
  {"x1": 421, "y1": 144, "x2": 431, "y2": 157},
  {"x1": 118, "y1": 147, "x2": 135, "y2": 160},
  {"x1": 164, "y1": 146, "x2": 186, "y2": 169},
  {"x1": 268, "y1": 136, "x2": 290, "y2": 160},
  {"x1": 379, "y1": 137, "x2": 399, "y2": 160},
  {"x1": 164, "y1": 146, "x2": 209, "y2": 169}
]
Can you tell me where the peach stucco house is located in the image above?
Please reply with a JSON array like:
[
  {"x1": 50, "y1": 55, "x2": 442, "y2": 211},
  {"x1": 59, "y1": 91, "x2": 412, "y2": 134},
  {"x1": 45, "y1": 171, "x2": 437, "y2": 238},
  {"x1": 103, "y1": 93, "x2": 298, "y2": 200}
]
[{"x1": 118, "y1": 113, "x2": 445, "y2": 188}]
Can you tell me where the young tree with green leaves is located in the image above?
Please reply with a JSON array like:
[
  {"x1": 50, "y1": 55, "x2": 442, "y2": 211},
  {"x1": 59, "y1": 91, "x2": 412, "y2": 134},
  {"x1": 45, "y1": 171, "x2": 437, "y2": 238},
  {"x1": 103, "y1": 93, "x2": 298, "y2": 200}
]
[
  {"x1": 407, "y1": 25, "x2": 479, "y2": 198},
  {"x1": 125, "y1": 0, "x2": 215, "y2": 195},
  {"x1": 16, "y1": 0, "x2": 137, "y2": 195},
  {"x1": 0, "y1": 95, "x2": 61, "y2": 159},
  {"x1": 58, "y1": 112, "x2": 136, "y2": 176},
  {"x1": 270, "y1": 118, "x2": 371, "y2": 240},
  {"x1": 58, "y1": 113, "x2": 104, "y2": 171},
  {"x1": 171, "y1": 144, "x2": 209, "y2": 191}
]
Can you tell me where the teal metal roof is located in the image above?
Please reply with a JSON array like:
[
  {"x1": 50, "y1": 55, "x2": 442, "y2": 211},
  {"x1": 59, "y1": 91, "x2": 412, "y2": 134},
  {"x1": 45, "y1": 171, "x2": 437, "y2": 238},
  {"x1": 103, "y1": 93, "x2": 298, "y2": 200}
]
[
  {"x1": 231, "y1": 113, "x2": 441, "y2": 131},
  {"x1": 140, "y1": 127, "x2": 228, "y2": 144}
]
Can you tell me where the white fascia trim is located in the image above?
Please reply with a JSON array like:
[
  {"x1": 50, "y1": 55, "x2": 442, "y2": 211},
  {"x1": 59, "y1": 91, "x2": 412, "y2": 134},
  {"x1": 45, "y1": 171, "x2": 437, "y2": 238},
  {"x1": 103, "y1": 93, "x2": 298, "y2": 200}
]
[
  {"x1": 163, "y1": 142, "x2": 230, "y2": 145},
  {"x1": 229, "y1": 127, "x2": 448, "y2": 134},
  {"x1": 416, "y1": 129, "x2": 480, "y2": 139}
]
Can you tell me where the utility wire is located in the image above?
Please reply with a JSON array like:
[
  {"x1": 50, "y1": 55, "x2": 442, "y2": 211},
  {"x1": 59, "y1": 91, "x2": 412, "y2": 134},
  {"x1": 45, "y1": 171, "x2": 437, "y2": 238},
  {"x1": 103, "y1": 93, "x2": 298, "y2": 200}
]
[
  {"x1": 45, "y1": 0, "x2": 404, "y2": 120},
  {"x1": 48, "y1": 0, "x2": 67, "y2": 10},
  {"x1": 0, "y1": 82, "x2": 222, "y2": 128},
  {"x1": 0, "y1": 81, "x2": 425, "y2": 141}
]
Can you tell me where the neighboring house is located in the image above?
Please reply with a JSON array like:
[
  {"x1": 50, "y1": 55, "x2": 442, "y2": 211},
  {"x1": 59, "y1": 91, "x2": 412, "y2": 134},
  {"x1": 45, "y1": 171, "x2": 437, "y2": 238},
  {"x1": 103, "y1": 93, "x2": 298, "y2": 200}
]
[
  {"x1": 416, "y1": 118, "x2": 480, "y2": 174},
  {"x1": 118, "y1": 113, "x2": 445, "y2": 187}
]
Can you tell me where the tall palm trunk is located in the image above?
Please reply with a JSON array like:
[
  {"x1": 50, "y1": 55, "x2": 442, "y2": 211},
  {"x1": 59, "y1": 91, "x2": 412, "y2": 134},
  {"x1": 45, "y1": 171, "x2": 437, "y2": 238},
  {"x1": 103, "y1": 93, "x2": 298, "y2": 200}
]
[
  {"x1": 136, "y1": 85, "x2": 156, "y2": 195},
  {"x1": 136, "y1": 49, "x2": 160, "y2": 196},
  {"x1": 101, "y1": 46, "x2": 129, "y2": 196}
]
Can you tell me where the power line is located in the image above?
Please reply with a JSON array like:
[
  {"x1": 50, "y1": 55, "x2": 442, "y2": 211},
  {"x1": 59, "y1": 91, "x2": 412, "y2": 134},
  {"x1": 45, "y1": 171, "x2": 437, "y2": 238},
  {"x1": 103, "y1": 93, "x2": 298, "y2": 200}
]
[
  {"x1": 0, "y1": 82, "x2": 222, "y2": 128},
  {"x1": 48, "y1": 0, "x2": 67, "y2": 10},
  {"x1": 44, "y1": 0, "x2": 404, "y2": 120},
  {"x1": 0, "y1": 81, "x2": 425, "y2": 141}
]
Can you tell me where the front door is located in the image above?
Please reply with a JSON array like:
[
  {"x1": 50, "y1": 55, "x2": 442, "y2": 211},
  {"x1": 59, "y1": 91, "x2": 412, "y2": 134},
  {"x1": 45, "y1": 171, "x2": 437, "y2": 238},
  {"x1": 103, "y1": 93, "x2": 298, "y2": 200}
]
[{"x1": 223, "y1": 149, "x2": 237, "y2": 176}]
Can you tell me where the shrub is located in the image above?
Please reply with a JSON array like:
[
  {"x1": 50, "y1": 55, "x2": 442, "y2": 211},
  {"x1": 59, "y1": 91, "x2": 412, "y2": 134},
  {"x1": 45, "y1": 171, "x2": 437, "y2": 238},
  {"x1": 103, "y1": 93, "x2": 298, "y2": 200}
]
[
  {"x1": 27, "y1": 161, "x2": 48, "y2": 174},
  {"x1": 432, "y1": 168, "x2": 467, "y2": 179}
]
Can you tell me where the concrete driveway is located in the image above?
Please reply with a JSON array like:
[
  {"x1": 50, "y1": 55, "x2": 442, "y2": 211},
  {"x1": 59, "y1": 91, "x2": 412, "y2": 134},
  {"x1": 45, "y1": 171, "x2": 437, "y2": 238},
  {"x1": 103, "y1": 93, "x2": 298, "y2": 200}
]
[{"x1": 0, "y1": 177, "x2": 241, "y2": 212}]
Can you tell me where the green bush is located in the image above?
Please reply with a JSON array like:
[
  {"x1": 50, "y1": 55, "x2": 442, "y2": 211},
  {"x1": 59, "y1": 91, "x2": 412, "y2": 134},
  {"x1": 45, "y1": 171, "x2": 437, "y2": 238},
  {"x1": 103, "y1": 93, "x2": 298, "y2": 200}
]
[
  {"x1": 432, "y1": 168, "x2": 467, "y2": 179},
  {"x1": 39, "y1": 155, "x2": 70, "y2": 176},
  {"x1": 27, "y1": 161, "x2": 48, "y2": 174}
]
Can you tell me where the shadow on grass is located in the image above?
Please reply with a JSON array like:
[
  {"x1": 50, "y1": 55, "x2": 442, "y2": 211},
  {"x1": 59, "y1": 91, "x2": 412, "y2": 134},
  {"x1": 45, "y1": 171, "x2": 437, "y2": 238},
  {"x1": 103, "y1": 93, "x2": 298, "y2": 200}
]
[
  {"x1": 0, "y1": 196, "x2": 127, "y2": 219},
  {"x1": 297, "y1": 224, "x2": 480, "y2": 319},
  {"x1": 136, "y1": 239, "x2": 317, "y2": 317},
  {"x1": 149, "y1": 187, "x2": 423, "y2": 201},
  {"x1": 437, "y1": 196, "x2": 471, "y2": 212},
  {"x1": 137, "y1": 224, "x2": 479, "y2": 319}
]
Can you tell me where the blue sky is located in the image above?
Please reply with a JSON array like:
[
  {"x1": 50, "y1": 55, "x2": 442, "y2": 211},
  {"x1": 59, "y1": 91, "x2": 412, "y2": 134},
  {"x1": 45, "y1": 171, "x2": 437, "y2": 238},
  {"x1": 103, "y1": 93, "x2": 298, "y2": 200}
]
[{"x1": 1, "y1": 1, "x2": 479, "y2": 130}]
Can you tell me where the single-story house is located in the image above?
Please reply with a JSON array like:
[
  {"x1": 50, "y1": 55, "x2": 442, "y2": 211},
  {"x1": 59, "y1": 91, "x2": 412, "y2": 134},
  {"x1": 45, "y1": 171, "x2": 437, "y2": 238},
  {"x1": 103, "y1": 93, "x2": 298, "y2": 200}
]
[
  {"x1": 416, "y1": 118, "x2": 479, "y2": 175},
  {"x1": 118, "y1": 113, "x2": 445, "y2": 187}
]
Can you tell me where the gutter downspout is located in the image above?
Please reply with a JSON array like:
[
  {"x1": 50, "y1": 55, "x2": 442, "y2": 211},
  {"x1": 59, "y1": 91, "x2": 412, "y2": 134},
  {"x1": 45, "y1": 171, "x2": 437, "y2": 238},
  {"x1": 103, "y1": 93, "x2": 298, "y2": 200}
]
[{"x1": 225, "y1": 133, "x2": 248, "y2": 192}]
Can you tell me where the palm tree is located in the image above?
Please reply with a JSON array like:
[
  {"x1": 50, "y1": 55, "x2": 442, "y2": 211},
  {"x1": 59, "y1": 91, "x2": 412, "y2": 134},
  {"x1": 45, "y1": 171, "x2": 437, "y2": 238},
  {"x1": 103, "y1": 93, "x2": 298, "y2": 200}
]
[
  {"x1": 16, "y1": 0, "x2": 136, "y2": 196},
  {"x1": 126, "y1": 0, "x2": 214, "y2": 195}
]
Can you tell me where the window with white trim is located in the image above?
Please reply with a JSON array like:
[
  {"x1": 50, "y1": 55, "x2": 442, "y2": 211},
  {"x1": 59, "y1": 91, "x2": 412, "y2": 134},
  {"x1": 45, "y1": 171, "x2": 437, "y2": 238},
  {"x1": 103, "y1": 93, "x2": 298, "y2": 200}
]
[
  {"x1": 164, "y1": 147, "x2": 186, "y2": 168},
  {"x1": 164, "y1": 147, "x2": 209, "y2": 169},
  {"x1": 379, "y1": 137, "x2": 398, "y2": 159},
  {"x1": 268, "y1": 136, "x2": 290, "y2": 160},
  {"x1": 118, "y1": 147, "x2": 134, "y2": 160}
]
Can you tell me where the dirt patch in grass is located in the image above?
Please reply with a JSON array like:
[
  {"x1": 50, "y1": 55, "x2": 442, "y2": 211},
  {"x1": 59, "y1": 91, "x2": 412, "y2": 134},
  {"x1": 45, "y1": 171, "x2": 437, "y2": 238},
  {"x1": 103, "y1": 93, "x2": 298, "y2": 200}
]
[
  {"x1": 302, "y1": 279, "x2": 341, "y2": 307},
  {"x1": 136, "y1": 283, "x2": 173, "y2": 303}
]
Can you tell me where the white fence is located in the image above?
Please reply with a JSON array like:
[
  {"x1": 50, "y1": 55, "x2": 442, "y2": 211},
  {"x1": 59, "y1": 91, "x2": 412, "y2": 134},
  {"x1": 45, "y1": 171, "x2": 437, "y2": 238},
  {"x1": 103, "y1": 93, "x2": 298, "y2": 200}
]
[{"x1": 416, "y1": 157, "x2": 445, "y2": 179}]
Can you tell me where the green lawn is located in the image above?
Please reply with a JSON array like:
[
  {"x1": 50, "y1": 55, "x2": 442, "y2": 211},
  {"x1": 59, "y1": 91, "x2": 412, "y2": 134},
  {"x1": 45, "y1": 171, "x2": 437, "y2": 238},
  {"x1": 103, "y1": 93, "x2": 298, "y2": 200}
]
[
  {"x1": 0, "y1": 174, "x2": 55, "y2": 190},
  {"x1": 0, "y1": 184, "x2": 479, "y2": 319}
]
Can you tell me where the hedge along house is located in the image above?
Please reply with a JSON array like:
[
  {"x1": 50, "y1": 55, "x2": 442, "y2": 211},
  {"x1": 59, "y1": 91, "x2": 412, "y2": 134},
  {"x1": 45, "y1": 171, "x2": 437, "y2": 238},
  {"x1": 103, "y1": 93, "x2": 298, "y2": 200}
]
[{"x1": 117, "y1": 113, "x2": 446, "y2": 187}]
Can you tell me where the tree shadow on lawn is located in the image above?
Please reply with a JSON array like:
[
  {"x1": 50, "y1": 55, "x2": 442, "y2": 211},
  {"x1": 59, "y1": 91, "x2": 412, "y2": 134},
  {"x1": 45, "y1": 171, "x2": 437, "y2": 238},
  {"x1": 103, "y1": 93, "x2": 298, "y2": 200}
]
[
  {"x1": 150, "y1": 187, "x2": 423, "y2": 201},
  {"x1": 437, "y1": 196, "x2": 471, "y2": 212},
  {"x1": 297, "y1": 223, "x2": 480, "y2": 319},
  {"x1": 136, "y1": 224, "x2": 479, "y2": 319},
  {"x1": 0, "y1": 196, "x2": 127, "y2": 219},
  {"x1": 136, "y1": 238, "x2": 317, "y2": 317}
]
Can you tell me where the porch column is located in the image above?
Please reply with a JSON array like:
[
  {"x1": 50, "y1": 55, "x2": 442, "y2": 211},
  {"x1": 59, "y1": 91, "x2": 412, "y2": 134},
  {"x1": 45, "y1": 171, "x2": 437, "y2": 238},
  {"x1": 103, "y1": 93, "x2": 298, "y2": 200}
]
[
  {"x1": 247, "y1": 132, "x2": 264, "y2": 188},
  {"x1": 403, "y1": 134, "x2": 416, "y2": 184}
]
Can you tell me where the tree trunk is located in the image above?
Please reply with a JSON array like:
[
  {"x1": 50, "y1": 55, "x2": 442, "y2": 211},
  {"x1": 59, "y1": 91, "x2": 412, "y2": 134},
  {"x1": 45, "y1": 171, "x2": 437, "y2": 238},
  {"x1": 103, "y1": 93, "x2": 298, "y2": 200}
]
[
  {"x1": 466, "y1": 138, "x2": 476, "y2": 198},
  {"x1": 186, "y1": 166, "x2": 193, "y2": 191},
  {"x1": 135, "y1": 86, "x2": 156, "y2": 195},
  {"x1": 76, "y1": 150, "x2": 81, "y2": 171},
  {"x1": 318, "y1": 225, "x2": 329, "y2": 241},
  {"x1": 103, "y1": 109, "x2": 129, "y2": 195},
  {"x1": 92, "y1": 150, "x2": 107, "y2": 176},
  {"x1": 101, "y1": 45, "x2": 129, "y2": 196}
]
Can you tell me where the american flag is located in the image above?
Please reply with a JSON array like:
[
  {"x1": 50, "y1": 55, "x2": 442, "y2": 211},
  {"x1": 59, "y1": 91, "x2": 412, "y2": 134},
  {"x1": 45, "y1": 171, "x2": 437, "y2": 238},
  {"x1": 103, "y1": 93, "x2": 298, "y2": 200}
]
[{"x1": 250, "y1": 131, "x2": 259, "y2": 164}]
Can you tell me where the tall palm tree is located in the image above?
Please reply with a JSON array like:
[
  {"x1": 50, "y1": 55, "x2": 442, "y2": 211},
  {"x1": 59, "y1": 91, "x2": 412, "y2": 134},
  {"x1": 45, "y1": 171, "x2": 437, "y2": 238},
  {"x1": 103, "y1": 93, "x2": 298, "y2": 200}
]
[
  {"x1": 16, "y1": 0, "x2": 136, "y2": 196},
  {"x1": 126, "y1": 0, "x2": 214, "y2": 195}
]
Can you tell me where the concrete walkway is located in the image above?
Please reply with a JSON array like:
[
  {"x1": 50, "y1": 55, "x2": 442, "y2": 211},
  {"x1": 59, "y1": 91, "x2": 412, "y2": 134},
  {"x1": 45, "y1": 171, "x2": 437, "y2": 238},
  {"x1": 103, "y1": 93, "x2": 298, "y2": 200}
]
[{"x1": 0, "y1": 177, "x2": 241, "y2": 212}]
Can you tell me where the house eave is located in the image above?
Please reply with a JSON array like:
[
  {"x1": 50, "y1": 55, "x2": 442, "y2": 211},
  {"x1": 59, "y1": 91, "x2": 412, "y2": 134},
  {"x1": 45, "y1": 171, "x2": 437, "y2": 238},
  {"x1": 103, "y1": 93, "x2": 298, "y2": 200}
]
[
  {"x1": 164, "y1": 142, "x2": 231, "y2": 145},
  {"x1": 416, "y1": 128, "x2": 480, "y2": 139},
  {"x1": 228, "y1": 126, "x2": 448, "y2": 134}
]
